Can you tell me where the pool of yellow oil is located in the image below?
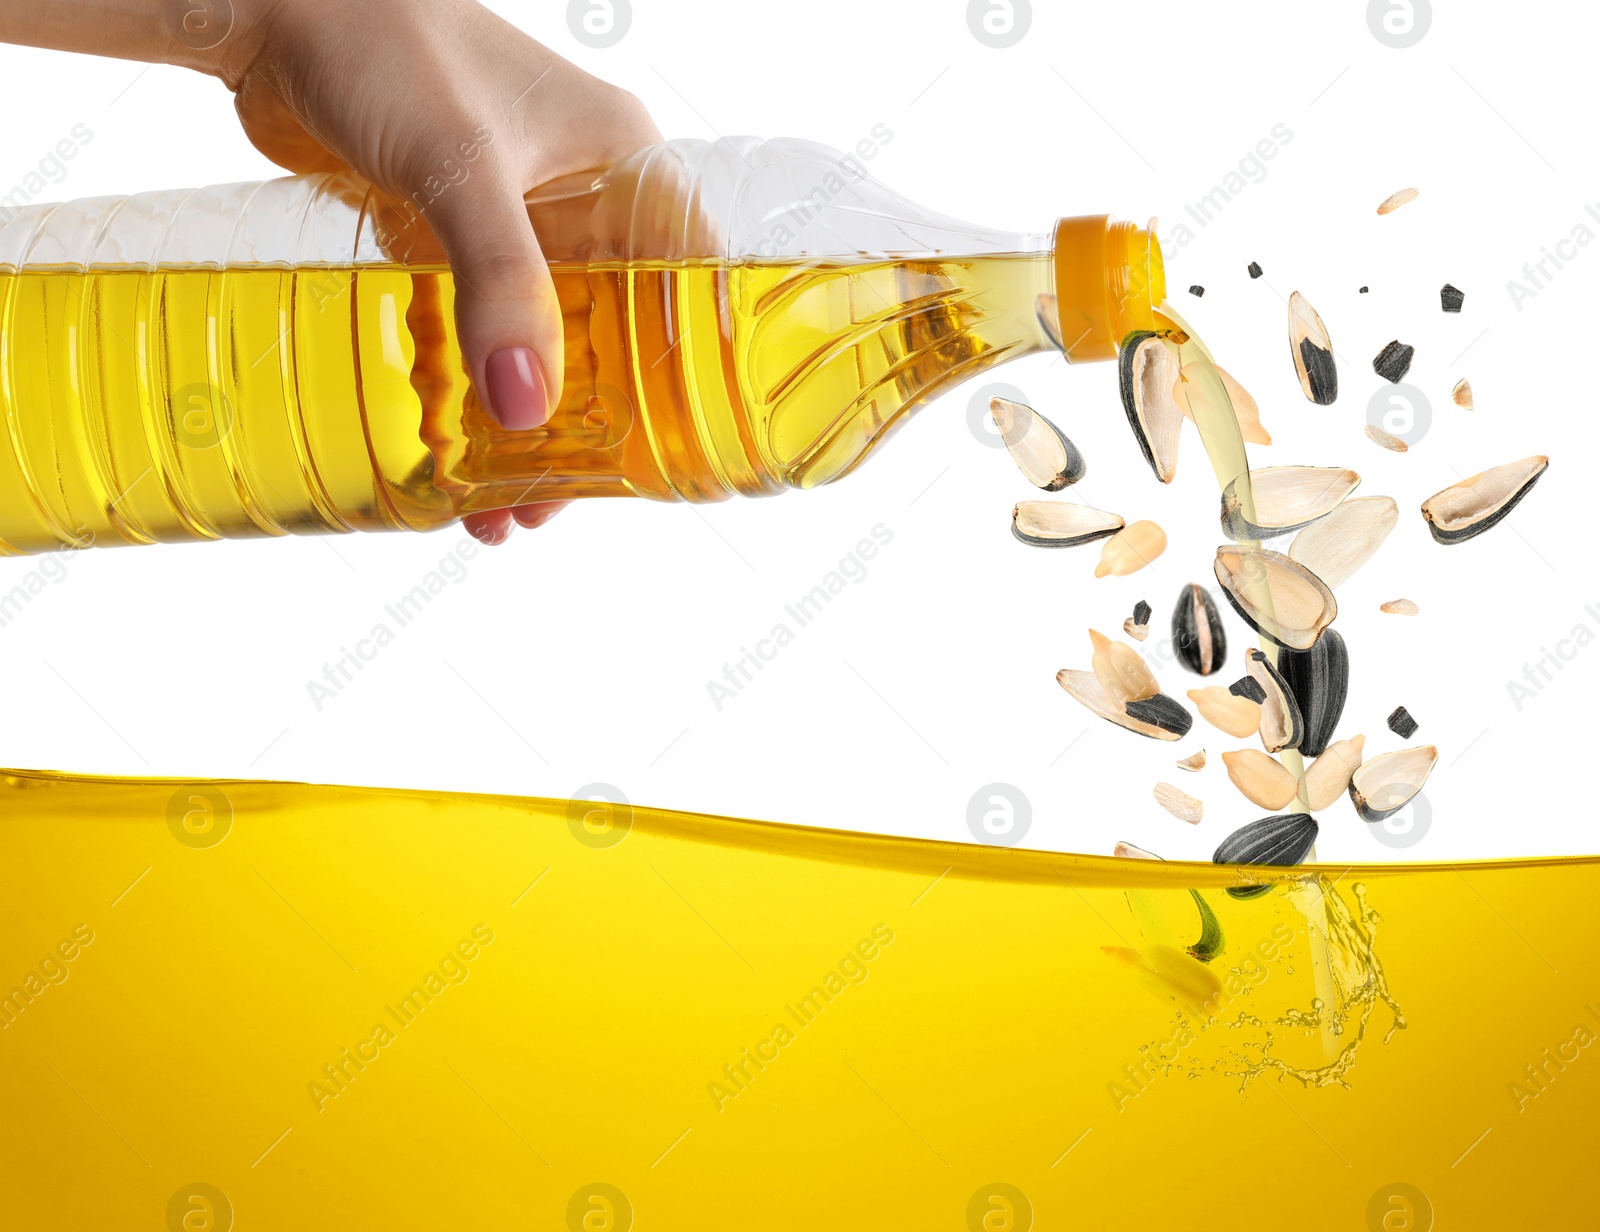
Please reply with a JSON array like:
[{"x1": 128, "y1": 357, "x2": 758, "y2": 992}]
[
  {"x1": 1, "y1": 769, "x2": 1594, "y2": 1228},
  {"x1": 0, "y1": 254, "x2": 1047, "y2": 554}
]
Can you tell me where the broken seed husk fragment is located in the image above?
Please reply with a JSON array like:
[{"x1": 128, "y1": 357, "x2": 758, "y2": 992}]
[
  {"x1": 1441, "y1": 283, "x2": 1464, "y2": 313},
  {"x1": 1421, "y1": 455, "x2": 1548, "y2": 544},
  {"x1": 1172, "y1": 582, "x2": 1228, "y2": 676},
  {"x1": 1388, "y1": 705, "x2": 1419, "y2": 738},
  {"x1": 1123, "y1": 616, "x2": 1149, "y2": 641},
  {"x1": 1035, "y1": 293, "x2": 1065, "y2": 351},
  {"x1": 1365, "y1": 424, "x2": 1409, "y2": 453},
  {"x1": 1248, "y1": 261, "x2": 1263, "y2": 279},
  {"x1": 1274, "y1": 629, "x2": 1349, "y2": 759},
  {"x1": 1359, "y1": 285, "x2": 1369, "y2": 294},
  {"x1": 1174, "y1": 363, "x2": 1272, "y2": 446},
  {"x1": 1011, "y1": 501, "x2": 1124, "y2": 548},
  {"x1": 1380, "y1": 598, "x2": 1419, "y2": 615},
  {"x1": 1214, "y1": 813, "x2": 1319, "y2": 899},
  {"x1": 1377, "y1": 187, "x2": 1419, "y2": 215},
  {"x1": 1118, "y1": 331, "x2": 1184, "y2": 483},
  {"x1": 1372, "y1": 340, "x2": 1415, "y2": 384},
  {"x1": 1246, "y1": 649, "x2": 1305, "y2": 754},
  {"x1": 1222, "y1": 749, "x2": 1301, "y2": 811},
  {"x1": 1221, "y1": 465, "x2": 1361, "y2": 540},
  {"x1": 1452, "y1": 379, "x2": 1473, "y2": 409},
  {"x1": 1228, "y1": 676, "x2": 1267, "y2": 704},
  {"x1": 1114, "y1": 841, "x2": 1163, "y2": 860},
  {"x1": 1133, "y1": 600, "x2": 1152, "y2": 626},
  {"x1": 989, "y1": 396, "x2": 1086, "y2": 490},
  {"x1": 1213, "y1": 545, "x2": 1338, "y2": 650},
  {"x1": 1306, "y1": 735, "x2": 1365, "y2": 811},
  {"x1": 1189, "y1": 285, "x2": 1205, "y2": 298},
  {"x1": 1154, "y1": 782, "x2": 1203, "y2": 823},
  {"x1": 1288, "y1": 495, "x2": 1399, "y2": 587},
  {"x1": 1123, "y1": 694, "x2": 1194, "y2": 738},
  {"x1": 1096, "y1": 520, "x2": 1168, "y2": 577},
  {"x1": 1289, "y1": 292, "x2": 1338, "y2": 404},
  {"x1": 1090, "y1": 630, "x2": 1159, "y2": 706},
  {"x1": 1188, "y1": 686, "x2": 1262, "y2": 738},
  {"x1": 1349, "y1": 746, "x2": 1437, "y2": 821},
  {"x1": 1177, "y1": 749, "x2": 1207, "y2": 772},
  {"x1": 1057, "y1": 670, "x2": 1189, "y2": 741}
]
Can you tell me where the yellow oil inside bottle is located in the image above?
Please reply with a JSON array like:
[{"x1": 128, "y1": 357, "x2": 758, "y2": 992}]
[
  {"x1": 1, "y1": 768, "x2": 1593, "y2": 1228},
  {"x1": 0, "y1": 252, "x2": 1050, "y2": 555}
]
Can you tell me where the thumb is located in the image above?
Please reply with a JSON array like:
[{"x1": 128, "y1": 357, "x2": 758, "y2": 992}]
[{"x1": 424, "y1": 167, "x2": 564, "y2": 430}]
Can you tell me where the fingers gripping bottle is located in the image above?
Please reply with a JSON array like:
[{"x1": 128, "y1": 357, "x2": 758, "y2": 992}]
[{"x1": 0, "y1": 137, "x2": 1164, "y2": 555}]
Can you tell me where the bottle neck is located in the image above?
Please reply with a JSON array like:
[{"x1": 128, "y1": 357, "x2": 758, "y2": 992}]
[{"x1": 1050, "y1": 216, "x2": 1166, "y2": 363}]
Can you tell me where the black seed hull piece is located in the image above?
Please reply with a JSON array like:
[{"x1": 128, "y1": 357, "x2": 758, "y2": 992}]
[
  {"x1": 1276, "y1": 629, "x2": 1350, "y2": 758},
  {"x1": 1388, "y1": 705, "x2": 1419, "y2": 738},
  {"x1": 1213, "y1": 813, "x2": 1319, "y2": 870},
  {"x1": 1298, "y1": 337, "x2": 1338, "y2": 404},
  {"x1": 1424, "y1": 461, "x2": 1548, "y2": 544},
  {"x1": 1172, "y1": 584, "x2": 1228, "y2": 676},
  {"x1": 1229, "y1": 676, "x2": 1267, "y2": 704},
  {"x1": 1440, "y1": 283, "x2": 1464, "y2": 313},
  {"x1": 1189, "y1": 285, "x2": 1205, "y2": 297},
  {"x1": 1248, "y1": 262, "x2": 1263, "y2": 279},
  {"x1": 1124, "y1": 694, "x2": 1194, "y2": 738},
  {"x1": 1247, "y1": 649, "x2": 1305, "y2": 753},
  {"x1": 1373, "y1": 340, "x2": 1415, "y2": 383},
  {"x1": 1133, "y1": 600, "x2": 1152, "y2": 626},
  {"x1": 1359, "y1": 286, "x2": 1369, "y2": 293}
]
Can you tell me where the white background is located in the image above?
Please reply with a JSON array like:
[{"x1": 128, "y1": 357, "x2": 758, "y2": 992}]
[{"x1": 0, "y1": 0, "x2": 1592, "y2": 864}]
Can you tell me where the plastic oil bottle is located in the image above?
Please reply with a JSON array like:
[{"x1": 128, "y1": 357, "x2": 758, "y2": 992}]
[{"x1": 0, "y1": 136, "x2": 1163, "y2": 555}]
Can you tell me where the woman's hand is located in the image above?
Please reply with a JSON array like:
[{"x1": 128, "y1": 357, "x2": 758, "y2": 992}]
[{"x1": 1, "y1": 0, "x2": 663, "y2": 543}]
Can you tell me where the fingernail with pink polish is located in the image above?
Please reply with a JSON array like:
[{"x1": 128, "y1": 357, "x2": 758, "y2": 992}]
[{"x1": 484, "y1": 347, "x2": 548, "y2": 430}]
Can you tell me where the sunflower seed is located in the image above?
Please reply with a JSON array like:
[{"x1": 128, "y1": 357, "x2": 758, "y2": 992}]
[
  {"x1": 1373, "y1": 340, "x2": 1415, "y2": 384},
  {"x1": 1275, "y1": 629, "x2": 1349, "y2": 758},
  {"x1": 1221, "y1": 465, "x2": 1361, "y2": 540},
  {"x1": 1035, "y1": 293, "x2": 1065, "y2": 351},
  {"x1": 1114, "y1": 840, "x2": 1163, "y2": 860},
  {"x1": 1306, "y1": 734, "x2": 1365, "y2": 811},
  {"x1": 1189, "y1": 284, "x2": 1205, "y2": 297},
  {"x1": 1421, "y1": 455, "x2": 1548, "y2": 544},
  {"x1": 1365, "y1": 424, "x2": 1409, "y2": 453},
  {"x1": 1248, "y1": 261, "x2": 1263, "y2": 279},
  {"x1": 1452, "y1": 379, "x2": 1473, "y2": 409},
  {"x1": 1380, "y1": 598, "x2": 1419, "y2": 615},
  {"x1": 1119, "y1": 331, "x2": 1185, "y2": 483},
  {"x1": 1288, "y1": 496, "x2": 1399, "y2": 588},
  {"x1": 990, "y1": 396, "x2": 1086, "y2": 490},
  {"x1": 1441, "y1": 283, "x2": 1465, "y2": 313},
  {"x1": 1188, "y1": 686, "x2": 1263, "y2": 738},
  {"x1": 1246, "y1": 649, "x2": 1305, "y2": 754},
  {"x1": 1214, "y1": 813, "x2": 1319, "y2": 898},
  {"x1": 1228, "y1": 676, "x2": 1267, "y2": 704},
  {"x1": 1175, "y1": 363, "x2": 1272, "y2": 446},
  {"x1": 1154, "y1": 782, "x2": 1204, "y2": 823},
  {"x1": 1376, "y1": 187, "x2": 1420, "y2": 215},
  {"x1": 1124, "y1": 694, "x2": 1195, "y2": 738},
  {"x1": 1213, "y1": 545, "x2": 1338, "y2": 650},
  {"x1": 1289, "y1": 292, "x2": 1338, "y2": 405},
  {"x1": 1349, "y1": 745, "x2": 1437, "y2": 821},
  {"x1": 1058, "y1": 670, "x2": 1189, "y2": 741},
  {"x1": 1172, "y1": 582, "x2": 1228, "y2": 675},
  {"x1": 1096, "y1": 520, "x2": 1168, "y2": 577},
  {"x1": 1090, "y1": 630, "x2": 1159, "y2": 706},
  {"x1": 1388, "y1": 705, "x2": 1419, "y2": 738},
  {"x1": 1011, "y1": 501, "x2": 1125, "y2": 548},
  {"x1": 1222, "y1": 749, "x2": 1301, "y2": 810},
  {"x1": 1177, "y1": 749, "x2": 1207, "y2": 772}
]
